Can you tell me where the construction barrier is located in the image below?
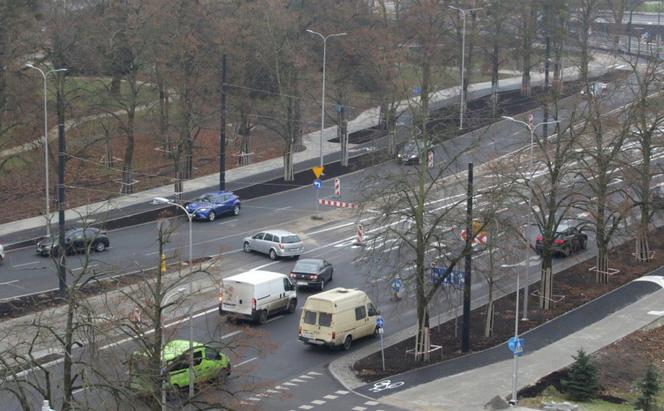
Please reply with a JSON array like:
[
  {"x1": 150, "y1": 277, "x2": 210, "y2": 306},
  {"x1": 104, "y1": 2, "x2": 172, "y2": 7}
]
[
  {"x1": 334, "y1": 178, "x2": 341, "y2": 196},
  {"x1": 355, "y1": 223, "x2": 365, "y2": 246},
  {"x1": 318, "y1": 199, "x2": 358, "y2": 208}
]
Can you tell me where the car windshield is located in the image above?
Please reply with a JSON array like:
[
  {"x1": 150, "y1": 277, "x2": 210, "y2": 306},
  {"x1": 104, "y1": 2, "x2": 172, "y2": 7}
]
[
  {"x1": 281, "y1": 235, "x2": 300, "y2": 244},
  {"x1": 293, "y1": 261, "x2": 319, "y2": 273},
  {"x1": 403, "y1": 143, "x2": 418, "y2": 153}
]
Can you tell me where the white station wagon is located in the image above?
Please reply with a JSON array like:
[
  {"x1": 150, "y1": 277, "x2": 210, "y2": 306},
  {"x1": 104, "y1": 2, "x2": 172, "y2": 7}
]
[{"x1": 243, "y1": 229, "x2": 304, "y2": 260}]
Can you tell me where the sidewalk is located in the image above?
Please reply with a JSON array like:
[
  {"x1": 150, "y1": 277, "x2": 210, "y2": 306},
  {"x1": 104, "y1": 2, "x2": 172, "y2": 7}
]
[
  {"x1": 378, "y1": 278, "x2": 664, "y2": 411},
  {"x1": 0, "y1": 52, "x2": 621, "y2": 246}
]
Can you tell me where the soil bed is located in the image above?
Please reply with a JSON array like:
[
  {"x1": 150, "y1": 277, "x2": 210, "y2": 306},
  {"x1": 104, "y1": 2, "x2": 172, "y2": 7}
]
[{"x1": 353, "y1": 225, "x2": 664, "y2": 382}]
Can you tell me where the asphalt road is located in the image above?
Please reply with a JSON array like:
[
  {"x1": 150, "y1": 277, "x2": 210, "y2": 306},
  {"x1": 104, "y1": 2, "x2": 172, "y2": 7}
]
[{"x1": 0, "y1": 60, "x2": 656, "y2": 410}]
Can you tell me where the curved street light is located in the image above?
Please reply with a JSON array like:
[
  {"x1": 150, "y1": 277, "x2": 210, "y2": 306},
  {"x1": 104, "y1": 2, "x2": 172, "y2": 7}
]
[{"x1": 25, "y1": 64, "x2": 68, "y2": 237}]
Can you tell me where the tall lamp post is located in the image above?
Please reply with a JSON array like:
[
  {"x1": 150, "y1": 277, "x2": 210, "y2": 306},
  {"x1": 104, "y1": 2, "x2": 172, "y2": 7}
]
[
  {"x1": 502, "y1": 115, "x2": 559, "y2": 321},
  {"x1": 306, "y1": 29, "x2": 346, "y2": 168},
  {"x1": 449, "y1": 6, "x2": 482, "y2": 130},
  {"x1": 152, "y1": 197, "x2": 194, "y2": 399},
  {"x1": 502, "y1": 115, "x2": 559, "y2": 406},
  {"x1": 25, "y1": 64, "x2": 68, "y2": 237}
]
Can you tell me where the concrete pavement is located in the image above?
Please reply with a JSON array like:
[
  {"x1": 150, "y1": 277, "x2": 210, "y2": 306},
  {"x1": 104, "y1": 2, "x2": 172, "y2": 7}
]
[{"x1": 329, "y1": 273, "x2": 664, "y2": 411}]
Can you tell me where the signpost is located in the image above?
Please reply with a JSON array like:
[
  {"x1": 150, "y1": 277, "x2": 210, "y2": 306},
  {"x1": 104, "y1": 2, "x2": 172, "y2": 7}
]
[
  {"x1": 427, "y1": 150, "x2": 434, "y2": 169},
  {"x1": 376, "y1": 315, "x2": 385, "y2": 371},
  {"x1": 312, "y1": 167, "x2": 325, "y2": 219},
  {"x1": 507, "y1": 336, "x2": 525, "y2": 356},
  {"x1": 334, "y1": 178, "x2": 341, "y2": 196}
]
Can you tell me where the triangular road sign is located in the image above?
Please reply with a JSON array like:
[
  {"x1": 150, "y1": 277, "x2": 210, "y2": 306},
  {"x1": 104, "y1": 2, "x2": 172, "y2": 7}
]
[{"x1": 311, "y1": 166, "x2": 324, "y2": 179}]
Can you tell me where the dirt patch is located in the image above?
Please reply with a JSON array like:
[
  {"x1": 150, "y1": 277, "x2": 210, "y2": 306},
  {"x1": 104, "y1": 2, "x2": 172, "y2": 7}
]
[{"x1": 353, "y1": 225, "x2": 664, "y2": 382}]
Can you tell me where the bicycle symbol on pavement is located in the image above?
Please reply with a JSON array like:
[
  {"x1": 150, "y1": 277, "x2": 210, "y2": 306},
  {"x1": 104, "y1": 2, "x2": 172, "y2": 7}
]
[{"x1": 368, "y1": 379, "x2": 405, "y2": 393}]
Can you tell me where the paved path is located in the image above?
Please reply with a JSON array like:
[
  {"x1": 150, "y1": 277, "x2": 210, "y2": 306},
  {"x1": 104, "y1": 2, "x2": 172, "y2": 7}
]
[{"x1": 331, "y1": 274, "x2": 664, "y2": 411}]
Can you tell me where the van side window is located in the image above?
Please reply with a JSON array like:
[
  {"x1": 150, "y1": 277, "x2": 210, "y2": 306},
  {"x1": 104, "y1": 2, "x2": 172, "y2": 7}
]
[
  {"x1": 303, "y1": 310, "x2": 317, "y2": 325},
  {"x1": 319, "y1": 313, "x2": 332, "y2": 327},
  {"x1": 193, "y1": 350, "x2": 203, "y2": 366},
  {"x1": 368, "y1": 303, "x2": 378, "y2": 316},
  {"x1": 355, "y1": 306, "x2": 367, "y2": 320}
]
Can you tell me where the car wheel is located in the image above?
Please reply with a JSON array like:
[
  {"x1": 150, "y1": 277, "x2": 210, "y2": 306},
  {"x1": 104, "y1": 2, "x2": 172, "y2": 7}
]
[
  {"x1": 319, "y1": 280, "x2": 325, "y2": 292},
  {"x1": 287, "y1": 299, "x2": 296, "y2": 314},
  {"x1": 258, "y1": 310, "x2": 268, "y2": 324},
  {"x1": 208, "y1": 211, "x2": 216, "y2": 222},
  {"x1": 94, "y1": 241, "x2": 106, "y2": 253},
  {"x1": 372, "y1": 326, "x2": 380, "y2": 338},
  {"x1": 292, "y1": 255, "x2": 300, "y2": 260},
  {"x1": 329, "y1": 272, "x2": 333, "y2": 282},
  {"x1": 580, "y1": 238, "x2": 587, "y2": 250},
  {"x1": 269, "y1": 249, "x2": 278, "y2": 260},
  {"x1": 563, "y1": 247, "x2": 571, "y2": 257},
  {"x1": 342, "y1": 335, "x2": 352, "y2": 351},
  {"x1": 233, "y1": 205, "x2": 240, "y2": 216},
  {"x1": 243, "y1": 242, "x2": 251, "y2": 253}
]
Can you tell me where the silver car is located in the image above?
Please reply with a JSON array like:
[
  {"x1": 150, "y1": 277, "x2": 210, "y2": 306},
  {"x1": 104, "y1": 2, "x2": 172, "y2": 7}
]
[{"x1": 243, "y1": 229, "x2": 304, "y2": 260}]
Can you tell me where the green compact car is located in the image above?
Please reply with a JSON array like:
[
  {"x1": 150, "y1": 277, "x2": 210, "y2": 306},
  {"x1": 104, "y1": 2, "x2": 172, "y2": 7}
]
[{"x1": 129, "y1": 340, "x2": 231, "y2": 394}]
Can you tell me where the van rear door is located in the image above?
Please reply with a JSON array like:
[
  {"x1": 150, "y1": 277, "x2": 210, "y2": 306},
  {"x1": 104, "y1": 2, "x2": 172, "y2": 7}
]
[{"x1": 221, "y1": 280, "x2": 253, "y2": 316}]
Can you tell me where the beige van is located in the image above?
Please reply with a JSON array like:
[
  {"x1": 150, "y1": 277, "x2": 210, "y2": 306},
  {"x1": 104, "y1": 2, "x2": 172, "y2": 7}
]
[{"x1": 298, "y1": 288, "x2": 379, "y2": 350}]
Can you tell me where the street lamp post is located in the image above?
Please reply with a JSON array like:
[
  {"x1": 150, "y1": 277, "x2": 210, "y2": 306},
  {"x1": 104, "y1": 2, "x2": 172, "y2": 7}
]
[
  {"x1": 501, "y1": 115, "x2": 559, "y2": 405},
  {"x1": 25, "y1": 64, "x2": 68, "y2": 237},
  {"x1": 152, "y1": 197, "x2": 194, "y2": 399},
  {"x1": 449, "y1": 6, "x2": 482, "y2": 131},
  {"x1": 306, "y1": 29, "x2": 346, "y2": 219}
]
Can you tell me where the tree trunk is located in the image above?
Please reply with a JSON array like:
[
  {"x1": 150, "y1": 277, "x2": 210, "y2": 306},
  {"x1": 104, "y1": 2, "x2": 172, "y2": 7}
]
[
  {"x1": 596, "y1": 244, "x2": 609, "y2": 284},
  {"x1": 158, "y1": 76, "x2": 170, "y2": 157},
  {"x1": 539, "y1": 255, "x2": 553, "y2": 310},
  {"x1": 635, "y1": 220, "x2": 652, "y2": 262},
  {"x1": 490, "y1": 41, "x2": 500, "y2": 116}
]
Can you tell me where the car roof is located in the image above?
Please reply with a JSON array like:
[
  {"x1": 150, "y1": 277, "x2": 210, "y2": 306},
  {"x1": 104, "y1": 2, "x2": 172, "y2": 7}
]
[
  {"x1": 200, "y1": 191, "x2": 234, "y2": 197},
  {"x1": 162, "y1": 340, "x2": 204, "y2": 361},
  {"x1": 263, "y1": 229, "x2": 298, "y2": 237},
  {"x1": 296, "y1": 258, "x2": 323, "y2": 264},
  {"x1": 225, "y1": 270, "x2": 288, "y2": 284}
]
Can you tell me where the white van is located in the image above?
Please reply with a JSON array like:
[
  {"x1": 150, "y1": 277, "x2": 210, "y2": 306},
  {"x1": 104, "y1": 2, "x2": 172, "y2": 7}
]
[
  {"x1": 219, "y1": 270, "x2": 297, "y2": 324},
  {"x1": 298, "y1": 288, "x2": 379, "y2": 350}
]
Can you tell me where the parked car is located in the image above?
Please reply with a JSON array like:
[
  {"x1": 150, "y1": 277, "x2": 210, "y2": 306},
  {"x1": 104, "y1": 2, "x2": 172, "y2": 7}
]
[
  {"x1": 397, "y1": 141, "x2": 433, "y2": 165},
  {"x1": 219, "y1": 270, "x2": 297, "y2": 324},
  {"x1": 535, "y1": 221, "x2": 587, "y2": 257},
  {"x1": 128, "y1": 340, "x2": 230, "y2": 395},
  {"x1": 184, "y1": 191, "x2": 241, "y2": 222},
  {"x1": 289, "y1": 258, "x2": 334, "y2": 291},
  {"x1": 0, "y1": 243, "x2": 4, "y2": 263},
  {"x1": 243, "y1": 229, "x2": 304, "y2": 260},
  {"x1": 36, "y1": 228, "x2": 110, "y2": 257},
  {"x1": 298, "y1": 288, "x2": 380, "y2": 350},
  {"x1": 580, "y1": 82, "x2": 607, "y2": 98}
]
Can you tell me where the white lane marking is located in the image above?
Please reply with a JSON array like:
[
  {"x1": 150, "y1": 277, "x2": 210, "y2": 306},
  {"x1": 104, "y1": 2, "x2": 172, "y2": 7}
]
[
  {"x1": 235, "y1": 357, "x2": 258, "y2": 368},
  {"x1": 306, "y1": 221, "x2": 356, "y2": 236},
  {"x1": 648, "y1": 311, "x2": 664, "y2": 316},
  {"x1": 222, "y1": 330, "x2": 242, "y2": 340},
  {"x1": 11, "y1": 261, "x2": 40, "y2": 268},
  {"x1": 265, "y1": 315, "x2": 284, "y2": 324},
  {"x1": 72, "y1": 264, "x2": 98, "y2": 272},
  {"x1": 0, "y1": 280, "x2": 19, "y2": 286},
  {"x1": 500, "y1": 256, "x2": 540, "y2": 268}
]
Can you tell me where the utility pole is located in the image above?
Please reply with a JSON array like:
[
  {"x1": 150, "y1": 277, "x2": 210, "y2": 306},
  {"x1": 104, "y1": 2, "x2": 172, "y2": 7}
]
[
  {"x1": 56, "y1": 72, "x2": 66, "y2": 293},
  {"x1": 219, "y1": 53, "x2": 227, "y2": 191},
  {"x1": 338, "y1": 104, "x2": 349, "y2": 167},
  {"x1": 462, "y1": 162, "x2": 473, "y2": 352}
]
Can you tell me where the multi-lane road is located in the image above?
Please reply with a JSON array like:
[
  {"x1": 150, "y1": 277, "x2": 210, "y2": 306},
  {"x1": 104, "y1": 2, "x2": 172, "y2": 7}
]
[{"x1": 0, "y1": 63, "x2": 656, "y2": 410}]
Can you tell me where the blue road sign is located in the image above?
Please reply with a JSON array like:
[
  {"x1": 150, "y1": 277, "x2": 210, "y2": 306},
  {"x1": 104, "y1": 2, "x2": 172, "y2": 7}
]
[
  {"x1": 313, "y1": 179, "x2": 322, "y2": 189},
  {"x1": 413, "y1": 86, "x2": 422, "y2": 96},
  {"x1": 390, "y1": 278, "x2": 402, "y2": 293},
  {"x1": 431, "y1": 266, "x2": 465, "y2": 286},
  {"x1": 376, "y1": 315, "x2": 384, "y2": 328},
  {"x1": 507, "y1": 337, "x2": 525, "y2": 356}
]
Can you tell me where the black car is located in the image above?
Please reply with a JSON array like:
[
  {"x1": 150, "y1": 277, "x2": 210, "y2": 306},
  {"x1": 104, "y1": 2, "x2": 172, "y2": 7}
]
[
  {"x1": 288, "y1": 258, "x2": 334, "y2": 291},
  {"x1": 535, "y1": 222, "x2": 587, "y2": 257},
  {"x1": 36, "y1": 228, "x2": 110, "y2": 257},
  {"x1": 397, "y1": 141, "x2": 433, "y2": 165}
]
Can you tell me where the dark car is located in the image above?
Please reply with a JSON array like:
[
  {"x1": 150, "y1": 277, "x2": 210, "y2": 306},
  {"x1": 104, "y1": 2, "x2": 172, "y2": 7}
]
[
  {"x1": 535, "y1": 222, "x2": 587, "y2": 257},
  {"x1": 288, "y1": 258, "x2": 334, "y2": 291},
  {"x1": 397, "y1": 141, "x2": 433, "y2": 165},
  {"x1": 36, "y1": 228, "x2": 110, "y2": 257},
  {"x1": 184, "y1": 191, "x2": 241, "y2": 222}
]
